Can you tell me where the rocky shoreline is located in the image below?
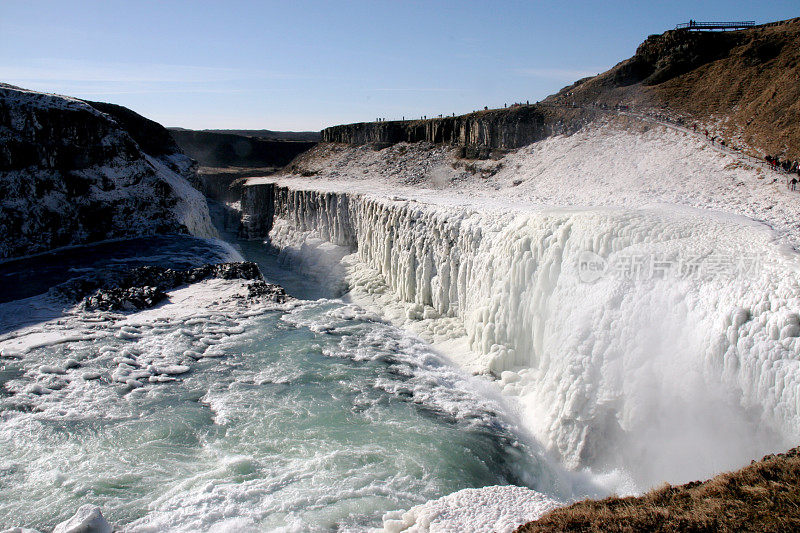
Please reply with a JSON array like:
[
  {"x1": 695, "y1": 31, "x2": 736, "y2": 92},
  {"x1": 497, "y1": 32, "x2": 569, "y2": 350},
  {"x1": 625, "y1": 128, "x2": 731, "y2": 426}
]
[{"x1": 51, "y1": 261, "x2": 288, "y2": 311}]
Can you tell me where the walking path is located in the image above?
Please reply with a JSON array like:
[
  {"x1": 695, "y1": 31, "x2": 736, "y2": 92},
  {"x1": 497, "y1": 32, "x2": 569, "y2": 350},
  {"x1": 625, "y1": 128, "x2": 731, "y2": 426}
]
[{"x1": 560, "y1": 102, "x2": 800, "y2": 190}]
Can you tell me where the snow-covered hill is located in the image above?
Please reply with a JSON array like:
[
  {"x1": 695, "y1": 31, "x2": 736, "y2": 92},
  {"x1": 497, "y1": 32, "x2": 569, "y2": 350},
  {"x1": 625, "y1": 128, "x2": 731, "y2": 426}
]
[
  {"x1": 276, "y1": 116, "x2": 800, "y2": 249},
  {"x1": 0, "y1": 84, "x2": 216, "y2": 259}
]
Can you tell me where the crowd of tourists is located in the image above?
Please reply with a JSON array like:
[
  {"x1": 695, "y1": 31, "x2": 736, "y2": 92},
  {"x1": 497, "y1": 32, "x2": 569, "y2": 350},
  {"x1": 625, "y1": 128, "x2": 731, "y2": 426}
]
[{"x1": 765, "y1": 155, "x2": 800, "y2": 190}]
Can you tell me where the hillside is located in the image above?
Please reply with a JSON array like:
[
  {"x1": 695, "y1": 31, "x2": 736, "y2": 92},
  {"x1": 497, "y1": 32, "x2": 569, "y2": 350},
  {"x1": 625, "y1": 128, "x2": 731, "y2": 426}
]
[
  {"x1": 323, "y1": 18, "x2": 800, "y2": 162},
  {"x1": 169, "y1": 129, "x2": 317, "y2": 168},
  {"x1": 0, "y1": 84, "x2": 215, "y2": 259},
  {"x1": 516, "y1": 446, "x2": 800, "y2": 532},
  {"x1": 548, "y1": 18, "x2": 800, "y2": 160}
]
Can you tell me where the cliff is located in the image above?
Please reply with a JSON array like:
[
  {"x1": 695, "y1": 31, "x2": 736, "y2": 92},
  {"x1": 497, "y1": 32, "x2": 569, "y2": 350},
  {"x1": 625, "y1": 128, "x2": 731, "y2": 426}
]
[
  {"x1": 323, "y1": 18, "x2": 800, "y2": 160},
  {"x1": 322, "y1": 105, "x2": 596, "y2": 156},
  {"x1": 87, "y1": 100, "x2": 189, "y2": 162},
  {"x1": 0, "y1": 84, "x2": 215, "y2": 260},
  {"x1": 169, "y1": 129, "x2": 317, "y2": 168}
]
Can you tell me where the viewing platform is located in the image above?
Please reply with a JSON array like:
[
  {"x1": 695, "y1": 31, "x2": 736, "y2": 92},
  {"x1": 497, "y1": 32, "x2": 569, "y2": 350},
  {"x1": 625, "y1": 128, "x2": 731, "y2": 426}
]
[{"x1": 675, "y1": 20, "x2": 755, "y2": 31}]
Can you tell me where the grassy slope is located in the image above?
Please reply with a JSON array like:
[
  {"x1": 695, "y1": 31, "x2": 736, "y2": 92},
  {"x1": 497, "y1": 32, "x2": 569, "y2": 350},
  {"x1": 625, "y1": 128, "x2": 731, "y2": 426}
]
[
  {"x1": 516, "y1": 447, "x2": 800, "y2": 532},
  {"x1": 546, "y1": 18, "x2": 800, "y2": 160}
]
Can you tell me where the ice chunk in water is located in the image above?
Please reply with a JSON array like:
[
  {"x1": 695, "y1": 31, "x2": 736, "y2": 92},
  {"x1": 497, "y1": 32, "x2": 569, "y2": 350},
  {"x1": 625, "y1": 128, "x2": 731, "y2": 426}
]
[{"x1": 52, "y1": 505, "x2": 111, "y2": 533}]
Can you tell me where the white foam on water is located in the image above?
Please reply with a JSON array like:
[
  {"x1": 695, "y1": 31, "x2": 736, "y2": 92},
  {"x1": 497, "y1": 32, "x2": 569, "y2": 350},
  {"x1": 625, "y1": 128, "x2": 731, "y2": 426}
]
[{"x1": 1, "y1": 278, "x2": 576, "y2": 531}]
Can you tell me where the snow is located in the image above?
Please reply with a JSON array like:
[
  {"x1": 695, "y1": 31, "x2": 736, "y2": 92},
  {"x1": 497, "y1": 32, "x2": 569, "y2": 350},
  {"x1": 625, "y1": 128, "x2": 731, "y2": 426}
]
[
  {"x1": 146, "y1": 154, "x2": 217, "y2": 239},
  {"x1": 52, "y1": 505, "x2": 111, "y2": 533},
  {"x1": 250, "y1": 117, "x2": 800, "y2": 249},
  {"x1": 245, "y1": 118, "x2": 800, "y2": 492},
  {"x1": 0, "y1": 83, "x2": 106, "y2": 117},
  {"x1": 0, "y1": 278, "x2": 284, "y2": 405},
  {"x1": 0, "y1": 84, "x2": 217, "y2": 258},
  {"x1": 381, "y1": 485, "x2": 560, "y2": 533}
]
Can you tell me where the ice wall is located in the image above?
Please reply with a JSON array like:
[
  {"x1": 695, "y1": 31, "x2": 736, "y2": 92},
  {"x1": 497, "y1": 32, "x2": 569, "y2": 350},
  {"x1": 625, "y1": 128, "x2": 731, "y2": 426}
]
[{"x1": 247, "y1": 181, "x2": 800, "y2": 487}]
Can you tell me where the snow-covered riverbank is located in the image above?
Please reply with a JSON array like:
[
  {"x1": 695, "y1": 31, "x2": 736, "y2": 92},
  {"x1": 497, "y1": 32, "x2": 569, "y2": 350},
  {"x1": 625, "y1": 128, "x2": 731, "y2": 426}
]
[{"x1": 260, "y1": 117, "x2": 800, "y2": 248}]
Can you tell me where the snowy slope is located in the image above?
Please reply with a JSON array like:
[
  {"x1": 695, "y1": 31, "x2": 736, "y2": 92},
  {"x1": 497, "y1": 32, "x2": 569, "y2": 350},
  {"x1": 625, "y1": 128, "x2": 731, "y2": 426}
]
[
  {"x1": 268, "y1": 117, "x2": 800, "y2": 249},
  {"x1": 0, "y1": 84, "x2": 216, "y2": 259}
]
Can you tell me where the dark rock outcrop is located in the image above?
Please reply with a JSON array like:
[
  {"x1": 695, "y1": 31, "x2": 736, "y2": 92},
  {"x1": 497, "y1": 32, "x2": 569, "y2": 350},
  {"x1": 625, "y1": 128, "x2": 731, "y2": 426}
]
[
  {"x1": 83, "y1": 285, "x2": 167, "y2": 312},
  {"x1": 191, "y1": 167, "x2": 275, "y2": 204},
  {"x1": 0, "y1": 84, "x2": 215, "y2": 259},
  {"x1": 86, "y1": 100, "x2": 184, "y2": 158},
  {"x1": 53, "y1": 261, "x2": 287, "y2": 311},
  {"x1": 169, "y1": 129, "x2": 316, "y2": 168},
  {"x1": 239, "y1": 182, "x2": 277, "y2": 239},
  {"x1": 322, "y1": 105, "x2": 596, "y2": 154}
]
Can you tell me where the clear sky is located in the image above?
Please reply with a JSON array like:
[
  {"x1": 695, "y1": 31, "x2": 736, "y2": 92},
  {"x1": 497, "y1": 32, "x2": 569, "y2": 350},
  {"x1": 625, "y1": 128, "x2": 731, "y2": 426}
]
[{"x1": 1, "y1": 1, "x2": 797, "y2": 131}]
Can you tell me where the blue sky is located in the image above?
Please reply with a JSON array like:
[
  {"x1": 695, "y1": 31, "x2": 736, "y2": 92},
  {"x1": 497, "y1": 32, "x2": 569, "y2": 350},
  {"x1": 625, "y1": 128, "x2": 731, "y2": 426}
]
[{"x1": 1, "y1": 1, "x2": 797, "y2": 130}]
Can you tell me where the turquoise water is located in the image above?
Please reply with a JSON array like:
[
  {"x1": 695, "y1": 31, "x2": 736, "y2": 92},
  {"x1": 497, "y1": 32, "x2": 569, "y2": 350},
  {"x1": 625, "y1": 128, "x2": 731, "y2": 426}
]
[{"x1": 0, "y1": 234, "x2": 571, "y2": 531}]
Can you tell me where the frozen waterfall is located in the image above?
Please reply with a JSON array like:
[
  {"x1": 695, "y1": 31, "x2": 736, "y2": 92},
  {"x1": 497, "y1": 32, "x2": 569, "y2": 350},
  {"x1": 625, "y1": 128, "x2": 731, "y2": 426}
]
[{"x1": 247, "y1": 182, "x2": 800, "y2": 488}]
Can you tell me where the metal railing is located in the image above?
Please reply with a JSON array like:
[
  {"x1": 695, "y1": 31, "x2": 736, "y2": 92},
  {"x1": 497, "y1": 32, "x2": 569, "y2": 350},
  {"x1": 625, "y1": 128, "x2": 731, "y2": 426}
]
[{"x1": 675, "y1": 21, "x2": 755, "y2": 30}]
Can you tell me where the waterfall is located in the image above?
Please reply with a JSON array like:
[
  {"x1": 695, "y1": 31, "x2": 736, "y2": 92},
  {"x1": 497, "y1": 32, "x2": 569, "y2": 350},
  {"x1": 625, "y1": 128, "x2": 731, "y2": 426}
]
[{"x1": 245, "y1": 181, "x2": 800, "y2": 488}]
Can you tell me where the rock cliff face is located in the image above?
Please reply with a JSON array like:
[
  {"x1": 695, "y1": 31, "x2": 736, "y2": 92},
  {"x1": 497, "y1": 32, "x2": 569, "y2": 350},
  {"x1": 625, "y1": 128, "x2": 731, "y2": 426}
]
[
  {"x1": 0, "y1": 84, "x2": 216, "y2": 259},
  {"x1": 170, "y1": 129, "x2": 317, "y2": 168},
  {"x1": 239, "y1": 182, "x2": 276, "y2": 239},
  {"x1": 322, "y1": 105, "x2": 596, "y2": 156}
]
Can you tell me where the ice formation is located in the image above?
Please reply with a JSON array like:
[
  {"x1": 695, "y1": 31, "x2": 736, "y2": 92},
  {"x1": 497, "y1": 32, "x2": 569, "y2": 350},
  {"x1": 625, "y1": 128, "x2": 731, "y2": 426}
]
[
  {"x1": 52, "y1": 505, "x2": 111, "y2": 533},
  {"x1": 247, "y1": 121, "x2": 800, "y2": 489},
  {"x1": 382, "y1": 485, "x2": 560, "y2": 533}
]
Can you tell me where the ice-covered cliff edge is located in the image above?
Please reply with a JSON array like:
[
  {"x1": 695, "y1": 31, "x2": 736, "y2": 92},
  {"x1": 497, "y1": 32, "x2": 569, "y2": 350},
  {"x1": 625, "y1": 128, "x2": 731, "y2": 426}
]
[
  {"x1": 243, "y1": 120, "x2": 800, "y2": 490},
  {"x1": 0, "y1": 84, "x2": 216, "y2": 259}
]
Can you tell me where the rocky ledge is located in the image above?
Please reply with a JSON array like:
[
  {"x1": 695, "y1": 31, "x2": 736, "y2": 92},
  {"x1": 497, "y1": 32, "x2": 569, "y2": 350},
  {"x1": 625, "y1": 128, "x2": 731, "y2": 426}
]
[
  {"x1": 0, "y1": 84, "x2": 216, "y2": 259},
  {"x1": 51, "y1": 261, "x2": 288, "y2": 311},
  {"x1": 517, "y1": 445, "x2": 800, "y2": 532},
  {"x1": 321, "y1": 105, "x2": 597, "y2": 156}
]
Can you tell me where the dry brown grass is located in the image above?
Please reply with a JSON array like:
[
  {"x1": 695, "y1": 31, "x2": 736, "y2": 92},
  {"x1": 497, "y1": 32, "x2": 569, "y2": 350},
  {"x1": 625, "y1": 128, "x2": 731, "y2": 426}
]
[
  {"x1": 516, "y1": 447, "x2": 800, "y2": 532},
  {"x1": 551, "y1": 18, "x2": 800, "y2": 161}
]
